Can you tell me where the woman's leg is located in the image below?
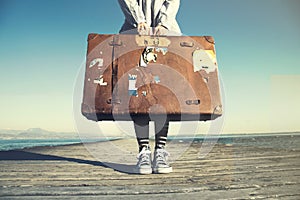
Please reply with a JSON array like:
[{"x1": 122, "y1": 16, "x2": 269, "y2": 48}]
[
  {"x1": 132, "y1": 115, "x2": 152, "y2": 174},
  {"x1": 154, "y1": 119, "x2": 169, "y2": 149},
  {"x1": 133, "y1": 115, "x2": 150, "y2": 152},
  {"x1": 153, "y1": 117, "x2": 172, "y2": 173}
]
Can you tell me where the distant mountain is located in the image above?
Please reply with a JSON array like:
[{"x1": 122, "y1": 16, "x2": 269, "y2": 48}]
[
  {"x1": 0, "y1": 128, "x2": 78, "y2": 140},
  {"x1": 0, "y1": 129, "x2": 22, "y2": 135}
]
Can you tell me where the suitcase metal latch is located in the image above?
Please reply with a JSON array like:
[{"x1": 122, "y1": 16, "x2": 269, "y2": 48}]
[
  {"x1": 186, "y1": 100, "x2": 201, "y2": 105},
  {"x1": 107, "y1": 98, "x2": 121, "y2": 105},
  {"x1": 180, "y1": 41, "x2": 194, "y2": 47}
]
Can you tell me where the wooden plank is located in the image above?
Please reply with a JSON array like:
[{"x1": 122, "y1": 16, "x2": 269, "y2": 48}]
[{"x1": 0, "y1": 134, "x2": 299, "y2": 199}]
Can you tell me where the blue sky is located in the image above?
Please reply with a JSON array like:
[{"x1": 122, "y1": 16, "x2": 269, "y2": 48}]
[{"x1": 0, "y1": 0, "x2": 299, "y2": 133}]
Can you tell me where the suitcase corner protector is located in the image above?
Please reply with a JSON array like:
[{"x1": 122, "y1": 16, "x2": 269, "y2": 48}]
[
  {"x1": 87, "y1": 33, "x2": 99, "y2": 41},
  {"x1": 204, "y1": 36, "x2": 215, "y2": 44}
]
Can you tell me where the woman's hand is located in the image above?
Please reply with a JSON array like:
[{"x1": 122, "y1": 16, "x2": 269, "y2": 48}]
[
  {"x1": 154, "y1": 25, "x2": 168, "y2": 36},
  {"x1": 138, "y1": 22, "x2": 150, "y2": 35}
]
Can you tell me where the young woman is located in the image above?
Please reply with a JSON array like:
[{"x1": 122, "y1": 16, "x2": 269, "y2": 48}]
[
  {"x1": 118, "y1": 0, "x2": 181, "y2": 35},
  {"x1": 118, "y1": 0, "x2": 181, "y2": 174}
]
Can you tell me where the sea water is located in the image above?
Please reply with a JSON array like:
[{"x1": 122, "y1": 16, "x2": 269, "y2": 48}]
[
  {"x1": 1, "y1": 133, "x2": 299, "y2": 151},
  {"x1": 0, "y1": 139, "x2": 82, "y2": 151}
]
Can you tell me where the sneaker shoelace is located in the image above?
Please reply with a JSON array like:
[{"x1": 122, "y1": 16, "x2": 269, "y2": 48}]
[
  {"x1": 137, "y1": 150, "x2": 151, "y2": 166},
  {"x1": 155, "y1": 149, "x2": 170, "y2": 165}
]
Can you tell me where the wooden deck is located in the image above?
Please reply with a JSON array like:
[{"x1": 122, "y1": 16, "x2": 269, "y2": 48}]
[{"x1": 0, "y1": 134, "x2": 299, "y2": 199}]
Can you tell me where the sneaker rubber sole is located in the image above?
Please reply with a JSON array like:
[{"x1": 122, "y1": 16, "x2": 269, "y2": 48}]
[
  {"x1": 134, "y1": 167, "x2": 152, "y2": 174},
  {"x1": 153, "y1": 166, "x2": 173, "y2": 174}
]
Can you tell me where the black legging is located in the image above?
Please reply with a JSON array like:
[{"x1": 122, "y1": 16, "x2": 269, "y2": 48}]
[{"x1": 133, "y1": 115, "x2": 169, "y2": 151}]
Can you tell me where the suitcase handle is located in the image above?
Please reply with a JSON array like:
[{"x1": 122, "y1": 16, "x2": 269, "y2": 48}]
[
  {"x1": 109, "y1": 40, "x2": 122, "y2": 46},
  {"x1": 180, "y1": 42, "x2": 194, "y2": 47},
  {"x1": 109, "y1": 35, "x2": 123, "y2": 46}
]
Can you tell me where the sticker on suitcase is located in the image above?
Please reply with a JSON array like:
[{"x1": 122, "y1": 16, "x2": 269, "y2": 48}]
[
  {"x1": 135, "y1": 35, "x2": 171, "y2": 47},
  {"x1": 128, "y1": 74, "x2": 138, "y2": 96},
  {"x1": 94, "y1": 75, "x2": 107, "y2": 86},
  {"x1": 155, "y1": 47, "x2": 168, "y2": 55},
  {"x1": 140, "y1": 47, "x2": 168, "y2": 67},
  {"x1": 193, "y1": 50, "x2": 217, "y2": 73},
  {"x1": 140, "y1": 47, "x2": 157, "y2": 67},
  {"x1": 154, "y1": 76, "x2": 160, "y2": 84},
  {"x1": 89, "y1": 58, "x2": 104, "y2": 68}
]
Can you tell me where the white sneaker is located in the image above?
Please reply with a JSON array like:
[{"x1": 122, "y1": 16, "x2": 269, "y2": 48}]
[
  {"x1": 134, "y1": 145, "x2": 152, "y2": 174},
  {"x1": 153, "y1": 148, "x2": 172, "y2": 174}
]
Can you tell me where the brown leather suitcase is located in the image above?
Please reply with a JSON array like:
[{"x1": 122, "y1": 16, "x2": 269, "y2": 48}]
[{"x1": 82, "y1": 33, "x2": 222, "y2": 121}]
